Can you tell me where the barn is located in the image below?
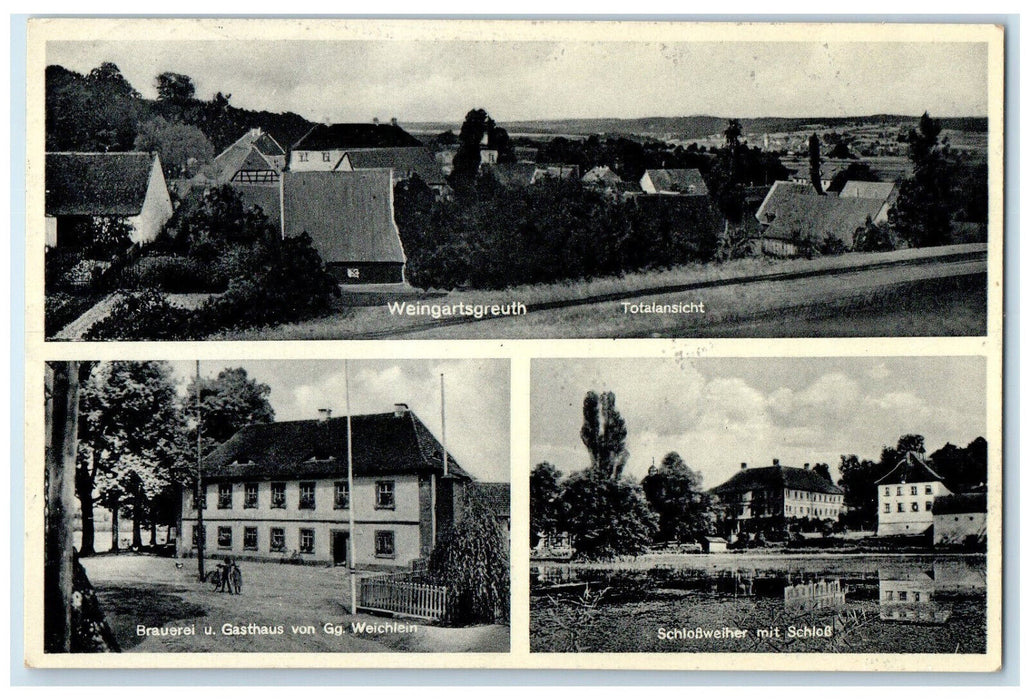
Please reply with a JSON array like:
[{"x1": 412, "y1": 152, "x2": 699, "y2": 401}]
[{"x1": 280, "y1": 169, "x2": 406, "y2": 284}]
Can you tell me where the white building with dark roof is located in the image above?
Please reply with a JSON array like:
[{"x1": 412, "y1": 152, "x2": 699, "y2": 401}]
[
  {"x1": 875, "y1": 452, "x2": 951, "y2": 537},
  {"x1": 44, "y1": 152, "x2": 173, "y2": 247},
  {"x1": 640, "y1": 168, "x2": 709, "y2": 196},
  {"x1": 177, "y1": 405, "x2": 473, "y2": 570}
]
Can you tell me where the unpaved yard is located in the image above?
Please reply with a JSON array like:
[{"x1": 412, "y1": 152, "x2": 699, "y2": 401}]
[{"x1": 81, "y1": 555, "x2": 509, "y2": 653}]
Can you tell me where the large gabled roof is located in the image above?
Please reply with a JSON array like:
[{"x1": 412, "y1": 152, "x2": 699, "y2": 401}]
[
  {"x1": 343, "y1": 147, "x2": 446, "y2": 185},
  {"x1": 292, "y1": 123, "x2": 423, "y2": 151},
  {"x1": 839, "y1": 180, "x2": 897, "y2": 201},
  {"x1": 710, "y1": 464, "x2": 843, "y2": 496},
  {"x1": 281, "y1": 170, "x2": 405, "y2": 264},
  {"x1": 758, "y1": 191, "x2": 885, "y2": 247},
  {"x1": 875, "y1": 452, "x2": 945, "y2": 485},
  {"x1": 45, "y1": 152, "x2": 159, "y2": 217},
  {"x1": 210, "y1": 129, "x2": 284, "y2": 183},
  {"x1": 202, "y1": 410, "x2": 470, "y2": 483},
  {"x1": 643, "y1": 168, "x2": 709, "y2": 196},
  {"x1": 755, "y1": 180, "x2": 818, "y2": 222}
]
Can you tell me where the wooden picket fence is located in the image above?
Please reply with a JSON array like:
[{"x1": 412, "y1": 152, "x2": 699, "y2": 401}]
[{"x1": 357, "y1": 574, "x2": 449, "y2": 622}]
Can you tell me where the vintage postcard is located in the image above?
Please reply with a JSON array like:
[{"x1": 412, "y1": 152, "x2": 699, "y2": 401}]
[{"x1": 22, "y1": 17, "x2": 1005, "y2": 673}]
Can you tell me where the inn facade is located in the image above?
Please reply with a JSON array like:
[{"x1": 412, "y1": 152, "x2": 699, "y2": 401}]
[{"x1": 177, "y1": 404, "x2": 471, "y2": 570}]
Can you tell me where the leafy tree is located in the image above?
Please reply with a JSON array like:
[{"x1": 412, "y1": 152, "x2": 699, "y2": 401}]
[
  {"x1": 172, "y1": 185, "x2": 277, "y2": 258},
  {"x1": 86, "y1": 62, "x2": 140, "y2": 99},
  {"x1": 185, "y1": 367, "x2": 274, "y2": 453},
  {"x1": 928, "y1": 437, "x2": 988, "y2": 492},
  {"x1": 560, "y1": 470, "x2": 657, "y2": 559},
  {"x1": 77, "y1": 362, "x2": 189, "y2": 553},
  {"x1": 827, "y1": 162, "x2": 878, "y2": 193},
  {"x1": 707, "y1": 119, "x2": 747, "y2": 225},
  {"x1": 530, "y1": 462, "x2": 564, "y2": 547},
  {"x1": 428, "y1": 488, "x2": 509, "y2": 625},
  {"x1": 133, "y1": 116, "x2": 214, "y2": 178},
  {"x1": 580, "y1": 391, "x2": 629, "y2": 481},
  {"x1": 853, "y1": 218, "x2": 897, "y2": 253},
  {"x1": 155, "y1": 72, "x2": 197, "y2": 104},
  {"x1": 888, "y1": 112, "x2": 956, "y2": 247},
  {"x1": 452, "y1": 108, "x2": 494, "y2": 181},
  {"x1": 837, "y1": 454, "x2": 880, "y2": 529},
  {"x1": 812, "y1": 463, "x2": 833, "y2": 483},
  {"x1": 640, "y1": 452, "x2": 713, "y2": 543},
  {"x1": 808, "y1": 133, "x2": 825, "y2": 195}
]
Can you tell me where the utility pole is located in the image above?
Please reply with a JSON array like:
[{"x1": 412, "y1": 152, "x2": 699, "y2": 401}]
[
  {"x1": 195, "y1": 360, "x2": 205, "y2": 582},
  {"x1": 345, "y1": 360, "x2": 357, "y2": 615}
]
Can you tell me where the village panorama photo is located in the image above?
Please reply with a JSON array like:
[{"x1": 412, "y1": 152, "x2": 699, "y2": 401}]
[
  {"x1": 529, "y1": 356, "x2": 997, "y2": 663},
  {"x1": 34, "y1": 20, "x2": 999, "y2": 341},
  {"x1": 37, "y1": 359, "x2": 511, "y2": 656}
]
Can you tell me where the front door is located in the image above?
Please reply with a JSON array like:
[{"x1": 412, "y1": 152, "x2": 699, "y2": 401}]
[{"x1": 331, "y1": 531, "x2": 349, "y2": 566}]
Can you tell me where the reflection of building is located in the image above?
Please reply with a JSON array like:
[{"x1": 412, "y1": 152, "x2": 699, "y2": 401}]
[
  {"x1": 878, "y1": 567, "x2": 952, "y2": 624},
  {"x1": 709, "y1": 460, "x2": 844, "y2": 535},
  {"x1": 45, "y1": 152, "x2": 173, "y2": 248},
  {"x1": 176, "y1": 404, "x2": 472, "y2": 570},
  {"x1": 875, "y1": 453, "x2": 951, "y2": 537},
  {"x1": 933, "y1": 493, "x2": 987, "y2": 546}
]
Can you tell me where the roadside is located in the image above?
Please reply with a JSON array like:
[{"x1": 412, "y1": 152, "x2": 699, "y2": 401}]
[{"x1": 81, "y1": 554, "x2": 510, "y2": 653}]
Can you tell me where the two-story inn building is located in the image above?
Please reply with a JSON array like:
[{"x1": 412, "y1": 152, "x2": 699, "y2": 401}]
[
  {"x1": 875, "y1": 452, "x2": 951, "y2": 537},
  {"x1": 709, "y1": 459, "x2": 844, "y2": 537},
  {"x1": 176, "y1": 404, "x2": 471, "y2": 570}
]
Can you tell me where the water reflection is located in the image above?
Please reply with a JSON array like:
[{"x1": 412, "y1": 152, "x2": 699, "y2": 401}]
[{"x1": 878, "y1": 567, "x2": 951, "y2": 624}]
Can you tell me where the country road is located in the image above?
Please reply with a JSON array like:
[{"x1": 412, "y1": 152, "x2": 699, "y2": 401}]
[{"x1": 351, "y1": 249, "x2": 988, "y2": 339}]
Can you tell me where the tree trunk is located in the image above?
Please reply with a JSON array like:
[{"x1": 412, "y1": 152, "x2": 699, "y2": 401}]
[
  {"x1": 44, "y1": 362, "x2": 79, "y2": 654},
  {"x1": 131, "y1": 482, "x2": 143, "y2": 550},
  {"x1": 75, "y1": 452, "x2": 96, "y2": 557},
  {"x1": 149, "y1": 519, "x2": 157, "y2": 547},
  {"x1": 110, "y1": 504, "x2": 119, "y2": 553}
]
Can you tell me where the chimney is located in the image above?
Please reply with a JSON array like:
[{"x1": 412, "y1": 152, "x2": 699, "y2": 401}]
[
  {"x1": 373, "y1": 117, "x2": 380, "y2": 126},
  {"x1": 393, "y1": 403, "x2": 409, "y2": 418},
  {"x1": 250, "y1": 127, "x2": 262, "y2": 138},
  {"x1": 772, "y1": 458, "x2": 780, "y2": 467},
  {"x1": 391, "y1": 117, "x2": 398, "y2": 127},
  {"x1": 804, "y1": 463, "x2": 810, "y2": 470},
  {"x1": 740, "y1": 462, "x2": 747, "y2": 470},
  {"x1": 317, "y1": 408, "x2": 332, "y2": 423}
]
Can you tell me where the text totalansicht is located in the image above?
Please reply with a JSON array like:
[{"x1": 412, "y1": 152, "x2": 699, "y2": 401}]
[{"x1": 622, "y1": 301, "x2": 705, "y2": 315}]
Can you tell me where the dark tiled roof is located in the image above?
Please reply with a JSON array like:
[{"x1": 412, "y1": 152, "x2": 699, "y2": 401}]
[
  {"x1": 252, "y1": 132, "x2": 286, "y2": 157},
  {"x1": 281, "y1": 170, "x2": 406, "y2": 264},
  {"x1": 45, "y1": 152, "x2": 157, "y2": 217},
  {"x1": 202, "y1": 410, "x2": 470, "y2": 483},
  {"x1": 758, "y1": 191, "x2": 885, "y2": 247},
  {"x1": 710, "y1": 465, "x2": 843, "y2": 496},
  {"x1": 483, "y1": 162, "x2": 538, "y2": 188},
  {"x1": 345, "y1": 147, "x2": 445, "y2": 185},
  {"x1": 755, "y1": 180, "x2": 818, "y2": 221},
  {"x1": 839, "y1": 180, "x2": 896, "y2": 200},
  {"x1": 292, "y1": 123, "x2": 423, "y2": 151},
  {"x1": 875, "y1": 452, "x2": 945, "y2": 485},
  {"x1": 473, "y1": 482, "x2": 510, "y2": 518},
  {"x1": 932, "y1": 492, "x2": 987, "y2": 515},
  {"x1": 212, "y1": 130, "x2": 283, "y2": 183},
  {"x1": 644, "y1": 168, "x2": 709, "y2": 196}
]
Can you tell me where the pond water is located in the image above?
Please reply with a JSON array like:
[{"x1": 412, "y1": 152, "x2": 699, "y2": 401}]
[{"x1": 530, "y1": 554, "x2": 987, "y2": 654}]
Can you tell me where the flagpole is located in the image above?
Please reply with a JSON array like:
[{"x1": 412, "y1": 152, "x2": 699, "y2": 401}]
[
  {"x1": 345, "y1": 360, "x2": 357, "y2": 615},
  {"x1": 195, "y1": 360, "x2": 205, "y2": 583},
  {"x1": 441, "y1": 374, "x2": 447, "y2": 478}
]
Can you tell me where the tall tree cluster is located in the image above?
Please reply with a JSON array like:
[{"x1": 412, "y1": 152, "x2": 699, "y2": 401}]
[{"x1": 888, "y1": 112, "x2": 958, "y2": 247}]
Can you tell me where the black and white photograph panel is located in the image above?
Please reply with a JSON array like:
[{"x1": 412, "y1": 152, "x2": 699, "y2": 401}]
[
  {"x1": 42, "y1": 359, "x2": 510, "y2": 655},
  {"x1": 529, "y1": 357, "x2": 994, "y2": 656},
  {"x1": 36, "y1": 20, "x2": 998, "y2": 341}
]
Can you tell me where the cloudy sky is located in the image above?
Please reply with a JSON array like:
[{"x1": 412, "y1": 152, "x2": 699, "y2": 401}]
[
  {"x1": 47, "y1": 39, "x2": 988, "y2": 123},
  {"x1": 531, "y1": 357, "x2": 986, "y2": 489},
  {"x1": 167, "y1": 359, "x2": 509, "y2": 483}
]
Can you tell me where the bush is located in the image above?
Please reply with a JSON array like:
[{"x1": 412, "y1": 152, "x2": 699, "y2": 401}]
[
  {"x1": 853, "y1": 219, "x2": 898, "y2": 253},
  {"x1": 560, "y1": 470, "x2": 657, "y2": 560},
  {"x1": 84, "y1": 289, "x2": 192, "y2": 340},
  {"x1": 428, "y1": 489, "x2": 510, "y2": 626},
  {"x1": 819, "y1": 234, "x2": 849, "y2": 256},
  {"x1": 120, "y1": 255, "x2": 226, "y2": 293},
  {"x1": 45, "y1": 291, "x2": 103, "y2": 338}
]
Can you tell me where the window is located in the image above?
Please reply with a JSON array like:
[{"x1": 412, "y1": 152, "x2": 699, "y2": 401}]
[
  {"x1": 926, "y1": 501, "x2": 933, "y2": 512},
  {"x1": 244, "y1": 526, "x2": 258, "y2": 550},
  {"x1": 299, "y1": 482, "x2": 316, "y2": 510},
  {"x1": 269, "y1": 527, "x2": 285, "y2": 552},
  {"x1": 899, "y1": 591, "x2": 908, "y2": 601},
  {"x1": 217, "y1": 526, "x2": 232, "y2": 549},
  {"x1": 896, "y1": 486, "x2": 902, "y2": 496},
  {"x1": 376, "y1": 481, "x2": 395, "y2": 509},
  {"x1": 299, "y1": 152, "x2": 309, "y2": 162},
  {"x1": 911, "y1": 486, "x2": 918, "y2": 496},
  {"x1": 375, "y1": 530, "x2": 396, "y2": 558},
  {"x1": 334, "y1": 481, "x2": 349, "y2": 509},
  {"x1": 913, "y1": 592, "x2": 921, "y2": 602},
  {"x1": 885, "y1": 590, "x2": 894, "y2": 601},
  {"x1": 244, "y1": 483, "x2": 258, "y2": 509},
  {"x1": 897, "y1": 502, "x2": 905, "y2": 512},
  {"x1": 925, "y1": 485, "x2": 933, "y2": 494},
  {"x1": 271, "y1": 482, "x2": 286, "y2": 509},
  {"x1": 322, "y1": 151, "x2": 331, "y2": 162},
  {"x1": 911, "y1": 502, "x2": 919, "y2": 512},
  {"x1": 299, "y1": 529, "x2": 315, "y2": 554},
  {"x1": 218, "y1": 483, "x2": 232, "y2": 509}
]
